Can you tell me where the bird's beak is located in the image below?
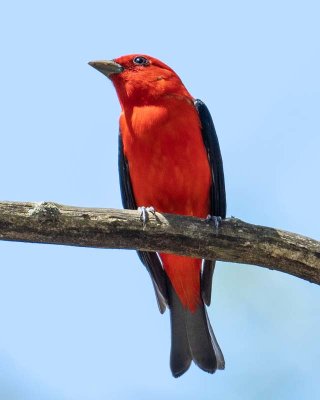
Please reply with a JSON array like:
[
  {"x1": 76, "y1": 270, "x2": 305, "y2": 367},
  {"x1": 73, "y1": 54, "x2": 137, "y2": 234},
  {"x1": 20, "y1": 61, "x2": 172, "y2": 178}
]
[{"x1": 88, "y1": 60, "x2": 124, "y2": 78}]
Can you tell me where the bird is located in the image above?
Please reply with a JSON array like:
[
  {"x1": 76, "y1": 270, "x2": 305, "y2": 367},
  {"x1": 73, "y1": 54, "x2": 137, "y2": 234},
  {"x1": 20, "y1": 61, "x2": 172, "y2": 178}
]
[{"x1": 89, "y1": 54, "x2": 226, "y2": 377}]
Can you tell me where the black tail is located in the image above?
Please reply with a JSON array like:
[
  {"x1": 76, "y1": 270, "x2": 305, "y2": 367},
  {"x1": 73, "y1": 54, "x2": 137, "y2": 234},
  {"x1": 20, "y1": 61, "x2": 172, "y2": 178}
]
[{"x1": 168, "y1": 282, "x2": 224, "y2": 377}]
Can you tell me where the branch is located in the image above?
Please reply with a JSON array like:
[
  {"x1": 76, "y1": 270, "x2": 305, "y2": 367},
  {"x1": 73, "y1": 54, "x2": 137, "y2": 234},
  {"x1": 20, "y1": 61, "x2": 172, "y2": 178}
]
[{"x1": 0, "y1": 201, "x2": 319, "y2": 284}]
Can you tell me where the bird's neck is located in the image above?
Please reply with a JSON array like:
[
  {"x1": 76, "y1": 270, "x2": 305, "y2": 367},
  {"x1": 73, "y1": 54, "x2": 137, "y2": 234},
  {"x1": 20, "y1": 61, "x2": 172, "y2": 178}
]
[{"x1": 112, "y1": 74, "x2": 192, "y2": 108}]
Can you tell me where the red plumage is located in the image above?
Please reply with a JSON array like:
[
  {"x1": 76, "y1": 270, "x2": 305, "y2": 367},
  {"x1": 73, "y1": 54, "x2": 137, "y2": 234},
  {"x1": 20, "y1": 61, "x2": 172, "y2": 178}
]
[{"x1": 112, "y1": 55, "x2": 211, "y2": 311}]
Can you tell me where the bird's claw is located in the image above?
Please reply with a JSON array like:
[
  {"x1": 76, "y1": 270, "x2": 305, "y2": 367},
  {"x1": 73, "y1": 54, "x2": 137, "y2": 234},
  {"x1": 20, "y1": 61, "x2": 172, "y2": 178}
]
[
  {"x1": 138, "y1": 206, "x2": 156, "y2": 226},
  {"x1": 206, "y1": 215, "x2": 222, "y2": 234}
]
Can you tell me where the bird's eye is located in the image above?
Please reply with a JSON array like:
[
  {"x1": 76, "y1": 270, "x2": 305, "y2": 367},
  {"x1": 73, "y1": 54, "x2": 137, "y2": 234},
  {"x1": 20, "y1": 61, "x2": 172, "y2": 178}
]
[{"x1": 133, "y1": 56, "x2": 149, "y2": 66}]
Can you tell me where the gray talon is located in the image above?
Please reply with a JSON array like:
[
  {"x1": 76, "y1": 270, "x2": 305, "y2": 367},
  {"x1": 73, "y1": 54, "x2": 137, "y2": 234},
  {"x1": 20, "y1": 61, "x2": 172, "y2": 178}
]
[
  {"x1": 206, "y1": 214, "x2": 222, "y2": 234},
  {"x1": 138, "y1": 206, "x2": 155, "y2": 226},
  {"x1": 147, "y1": 206, "x2": 155, "y2": 216}
]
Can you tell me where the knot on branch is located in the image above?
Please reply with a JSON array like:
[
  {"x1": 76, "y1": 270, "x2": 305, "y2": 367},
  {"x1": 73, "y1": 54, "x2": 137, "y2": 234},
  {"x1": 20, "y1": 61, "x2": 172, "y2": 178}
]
[{"x1": 27, "y1": 201, "x2": 61, "y2": 223}]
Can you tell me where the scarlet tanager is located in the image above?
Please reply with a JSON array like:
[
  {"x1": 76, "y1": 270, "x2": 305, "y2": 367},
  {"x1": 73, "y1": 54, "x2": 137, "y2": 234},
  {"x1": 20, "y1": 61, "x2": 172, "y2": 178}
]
[{"x1": 89, "y1": 55, "x2": 226, "y2": 377}]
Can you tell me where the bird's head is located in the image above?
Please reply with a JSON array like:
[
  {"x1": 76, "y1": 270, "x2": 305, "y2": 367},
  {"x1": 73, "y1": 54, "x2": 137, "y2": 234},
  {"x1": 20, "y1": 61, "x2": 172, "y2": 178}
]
[{"x1": 89, "y1": 54, "x2": 191, "y2": 107}]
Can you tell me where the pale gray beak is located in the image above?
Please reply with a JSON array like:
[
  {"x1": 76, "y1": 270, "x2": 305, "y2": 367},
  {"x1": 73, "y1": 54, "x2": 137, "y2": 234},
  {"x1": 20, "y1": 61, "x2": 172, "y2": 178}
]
[{"x1": 88, "y1": 60, "x2": 124, "y2": 78}]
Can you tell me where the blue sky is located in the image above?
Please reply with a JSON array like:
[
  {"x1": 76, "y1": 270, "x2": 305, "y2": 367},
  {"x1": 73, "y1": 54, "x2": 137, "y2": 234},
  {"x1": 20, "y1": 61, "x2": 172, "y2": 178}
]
[{"x1": 0, "y1": 1, "x2": 319, "y2": 399}]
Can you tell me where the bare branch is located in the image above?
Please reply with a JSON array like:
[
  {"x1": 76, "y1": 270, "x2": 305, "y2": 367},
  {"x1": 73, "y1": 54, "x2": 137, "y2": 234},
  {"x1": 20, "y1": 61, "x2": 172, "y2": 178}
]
[{"x1": 0, "y1": 201, "x2": 319, "y2": 284}]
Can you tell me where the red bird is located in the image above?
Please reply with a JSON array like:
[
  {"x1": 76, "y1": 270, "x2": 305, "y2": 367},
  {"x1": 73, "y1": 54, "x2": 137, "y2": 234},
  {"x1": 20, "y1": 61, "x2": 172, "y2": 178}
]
[{"x1": 89, "y1": 55, "x2": 226, "y2": 377}]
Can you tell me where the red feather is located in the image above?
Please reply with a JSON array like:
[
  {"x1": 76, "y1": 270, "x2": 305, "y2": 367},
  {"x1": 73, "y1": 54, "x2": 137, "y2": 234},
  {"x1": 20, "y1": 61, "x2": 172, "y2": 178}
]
[{"x1": 111, "y1": 55, "x2": 211, "y2": 311}]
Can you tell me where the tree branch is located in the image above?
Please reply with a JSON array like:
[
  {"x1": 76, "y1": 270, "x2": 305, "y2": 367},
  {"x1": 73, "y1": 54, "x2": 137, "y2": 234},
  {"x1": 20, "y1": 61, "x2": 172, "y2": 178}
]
[{"x1": 0, "y1": 200, "x2": 319, "y2": 284}]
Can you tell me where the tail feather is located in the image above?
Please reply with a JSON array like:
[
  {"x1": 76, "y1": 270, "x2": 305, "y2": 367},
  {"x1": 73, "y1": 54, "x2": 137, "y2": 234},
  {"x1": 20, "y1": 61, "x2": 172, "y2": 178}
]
[
  {"x1": 168, "y1": 282, "x2": 224, "y2": 377},
  {"x1": 204, "y1": 307, "x2": 225, "y2": 370},
  {"x1": 169, "y1": 281, "x2": 192, "y2": 377}
]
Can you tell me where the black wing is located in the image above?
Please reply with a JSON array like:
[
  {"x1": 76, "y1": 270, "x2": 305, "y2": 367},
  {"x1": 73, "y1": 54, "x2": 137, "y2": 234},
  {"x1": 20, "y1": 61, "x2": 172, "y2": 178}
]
[
  {"x1": 194, "y1": 99, "x2": 226, "y2": 306},
  {"x1": 118, "y1": 133, "x2": 168, "y2": 313}
]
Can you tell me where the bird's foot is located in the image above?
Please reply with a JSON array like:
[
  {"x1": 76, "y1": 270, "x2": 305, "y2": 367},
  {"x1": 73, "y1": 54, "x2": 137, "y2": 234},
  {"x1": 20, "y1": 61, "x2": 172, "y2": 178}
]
[
  {"x1": 138, "y1": 206, "x2": 156, "y2": 226},
  {"x1": 205, "y1": 215, "x2": 222, "y2": 234}
]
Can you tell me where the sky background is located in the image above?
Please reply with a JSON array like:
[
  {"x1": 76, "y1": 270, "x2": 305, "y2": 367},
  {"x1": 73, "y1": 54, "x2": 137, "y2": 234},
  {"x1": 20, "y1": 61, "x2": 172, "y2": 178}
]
[{"x1": 0, "y1": 1, "x2": 319, "y2": 399}]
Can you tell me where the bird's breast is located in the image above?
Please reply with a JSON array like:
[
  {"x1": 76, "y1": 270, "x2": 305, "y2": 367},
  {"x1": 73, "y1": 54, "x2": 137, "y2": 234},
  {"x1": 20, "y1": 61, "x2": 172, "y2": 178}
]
[
  {"x1": 130, "y1": 104, "x2": 170, "y2": 135},
  {"x1": 120, "y1": 98, "x2": 211, "y2": 217}
]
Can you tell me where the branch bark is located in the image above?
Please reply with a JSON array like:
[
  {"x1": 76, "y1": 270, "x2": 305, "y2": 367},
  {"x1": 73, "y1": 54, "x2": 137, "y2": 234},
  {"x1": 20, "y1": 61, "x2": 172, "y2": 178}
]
[{"x1": 0, "y1": 200, "x2": 319, "y2": 284}]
